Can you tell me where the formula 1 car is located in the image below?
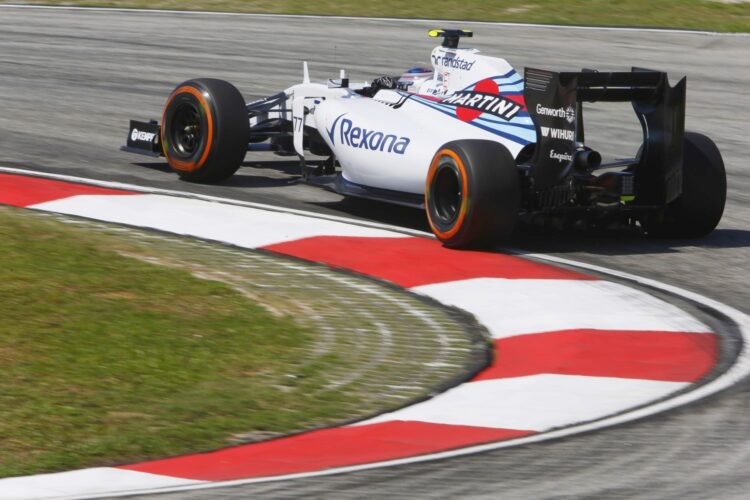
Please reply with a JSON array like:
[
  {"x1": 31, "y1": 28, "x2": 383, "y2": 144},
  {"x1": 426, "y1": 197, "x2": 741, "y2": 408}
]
[{"x1": 123, "y1": 29, "x2": 726, "y2": 248}]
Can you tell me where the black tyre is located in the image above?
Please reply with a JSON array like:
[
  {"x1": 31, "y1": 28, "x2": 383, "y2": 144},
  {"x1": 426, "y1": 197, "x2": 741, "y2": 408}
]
[
  {"x1": 161, "y1": 78, "x2": 249, "y2": 183},
  {"x1": 425, "y1": 140, "x2": 520, "y2": 248},
  {"x1": 644, "y1": 131, "x2": 726, "y2": 238}
]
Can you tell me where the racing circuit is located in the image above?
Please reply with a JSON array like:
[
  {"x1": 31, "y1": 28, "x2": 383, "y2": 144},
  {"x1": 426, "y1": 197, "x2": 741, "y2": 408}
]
[{"x1": 0, "y1": 5, "x2": 749, "y2": 499}]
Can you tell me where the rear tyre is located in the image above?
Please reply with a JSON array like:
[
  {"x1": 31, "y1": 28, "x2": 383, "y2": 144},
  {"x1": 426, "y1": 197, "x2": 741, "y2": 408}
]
[
  {"x1": 425, "y1": 140, "x2": 519, "y2": 249},
  {"x1": 161, "y1": 78, "x2": 249, "y2": 183},
  {"x1": 644, "y1": 131, "x2": 726, "y2": 238}
]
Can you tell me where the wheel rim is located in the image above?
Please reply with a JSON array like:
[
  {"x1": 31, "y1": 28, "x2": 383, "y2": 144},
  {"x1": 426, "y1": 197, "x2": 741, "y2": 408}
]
[
  {"x1": 170, "y1": 101, "x2": 202, "y2": 157},
  {"x1": 432, "y1": 160, "x2": 462, "y2": 225}
]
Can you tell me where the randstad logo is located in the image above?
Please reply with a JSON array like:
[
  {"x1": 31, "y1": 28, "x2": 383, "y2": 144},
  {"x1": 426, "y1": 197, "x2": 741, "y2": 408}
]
[
  {"x1": 431, "y1": 54, "x2": 476, "y2": 71},
  {"x1": 326, "y1": 113, "x2": 411, "y2": 155}
]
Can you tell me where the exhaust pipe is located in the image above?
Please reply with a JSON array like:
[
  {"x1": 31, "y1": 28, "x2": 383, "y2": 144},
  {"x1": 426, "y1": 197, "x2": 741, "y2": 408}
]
[{"x1": 575, "y1": 148, "x2": 601, "y2": 169}]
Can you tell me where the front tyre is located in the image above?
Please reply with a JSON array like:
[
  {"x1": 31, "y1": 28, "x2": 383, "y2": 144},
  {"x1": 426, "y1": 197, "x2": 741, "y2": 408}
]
[
  {"x1": 644, "y1": 131, "x2": 726, "y2": 238},
  {"x1": 425, "y1": 140, "x2": 520, "y2": 249},
  {"x1": 161, "y1": 78, "x2": 249, "y2": 183}
]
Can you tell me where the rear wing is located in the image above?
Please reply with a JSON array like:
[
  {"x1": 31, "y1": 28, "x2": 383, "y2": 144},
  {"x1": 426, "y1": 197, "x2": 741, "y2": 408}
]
[{"x1": 524, "y1": 67, "x2": 686, "y2": 205}]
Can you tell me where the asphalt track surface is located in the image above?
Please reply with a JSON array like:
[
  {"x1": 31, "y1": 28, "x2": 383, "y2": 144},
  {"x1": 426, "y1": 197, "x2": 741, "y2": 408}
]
[{"x1": 0, "y1": 6, "x2": 748, "y2": 499}]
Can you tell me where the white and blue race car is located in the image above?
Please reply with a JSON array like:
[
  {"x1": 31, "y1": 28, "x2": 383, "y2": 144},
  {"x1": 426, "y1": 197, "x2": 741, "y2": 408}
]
[{"x1": 124, "y1": 29, "x2": 726, "y2": 248}]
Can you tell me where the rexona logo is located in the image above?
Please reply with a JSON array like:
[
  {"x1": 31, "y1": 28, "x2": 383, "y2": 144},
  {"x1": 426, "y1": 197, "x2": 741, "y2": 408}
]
[
  {"x1": 131, "y1": 128, "x2": 157, "y2": 142},
  {"x1": 326, "y1": 114, "x2": 411, "y2": 155},
  {"x1": 540, "y1": 126, "x2": 575, "y2": 141},
  {"x1": 535, "y1": 104, "x2": 576, "y2": 124},
  {"x1": 549, "y1": 149, "x2": 574, "y2": 163},
  {"x1": 441, "y1": 79, "x2": 525, "y2": 122},
  {"x1": 431, "y1": 54, "x2": 475, "y2": 71}
]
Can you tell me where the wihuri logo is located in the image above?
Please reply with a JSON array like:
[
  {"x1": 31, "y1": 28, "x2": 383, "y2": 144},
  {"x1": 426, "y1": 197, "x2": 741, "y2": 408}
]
[
  {"x1": 326, "y1": 114, "x2": 411, "y2": 155},
  {"x1": 541, "y1": 126, "x2": 575, "y2": 141}
]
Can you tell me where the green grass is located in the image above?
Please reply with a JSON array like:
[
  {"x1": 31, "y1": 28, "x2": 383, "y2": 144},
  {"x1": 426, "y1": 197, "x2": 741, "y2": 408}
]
[
  {"x1": 0, "y1": 207, "x2": 487, "y2": 478},
  {"x1": 0, "y1": 207, "x2": 355, "y2": 477},
  {"x1": 9, "y1": 0, "x2": 750, "y2": 32}
]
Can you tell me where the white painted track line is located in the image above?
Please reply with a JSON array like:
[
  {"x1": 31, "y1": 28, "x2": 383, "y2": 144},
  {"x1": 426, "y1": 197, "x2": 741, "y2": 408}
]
[
  {"x1": 357, "y1": 375, "x2": 688, "y2": 431},
  {"x1": 32, "y1": 194, "x2": 406, "y2": 247},
  {"x1": 414, "y1": 278, "x2": 709, "y2": 338},
  {"x1": 0, "y1": 469, "x2": 202, "y2": 500}
]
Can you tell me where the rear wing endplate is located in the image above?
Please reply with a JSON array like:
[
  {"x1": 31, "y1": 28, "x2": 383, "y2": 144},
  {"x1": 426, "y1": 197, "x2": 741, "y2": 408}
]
[{"x1": 524, "y1": 67, "x2": 686, "y2": 204}]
